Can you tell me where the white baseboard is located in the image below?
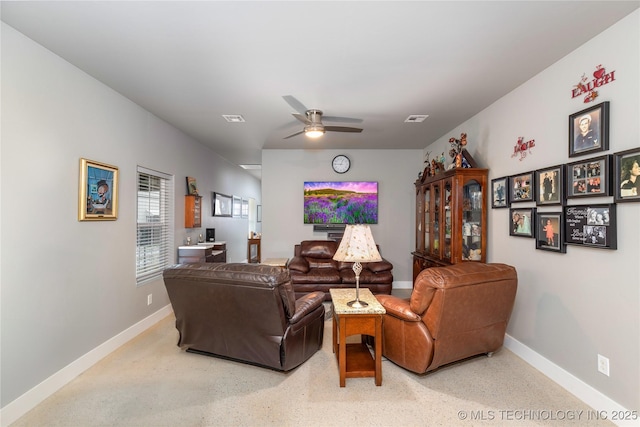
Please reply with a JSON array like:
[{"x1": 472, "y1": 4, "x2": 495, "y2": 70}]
[
  {"x1": 504, "y1": 334, "x2": 633, "y2": 427},
  {"x1": 0, "y1": 304, "x2": 173, "y2": 427}
]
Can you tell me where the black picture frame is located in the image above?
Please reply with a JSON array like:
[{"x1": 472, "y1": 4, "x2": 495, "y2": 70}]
[
  {"x1": 535, "y1": 211, "x2": 566, "y2": 253},
  {"x1": 509, "y1": 207, "x2": 536, "y2": 238},
  {"x1": 491, "y1": 176, "x2": 508, "y2": 208},
  {"x1": 566, "y1": 155, "x2": 611, "y2": 199},
  {"x1": 569, "y1": 101, "x2": 609, "y2": 158},
  {"x1": 212, "y1": 192, "x2": 232, "y2": 217},
  {"x1": 535, "y1": 165, "x2": 565, "y2": 206},
  {"x1": 508, "y1": 172, "x2": 534, "y2": 203},
  {"x1": 613, "y1": 147, "x2": 640, "y2": 203},
  {"x1": 563, "y1": 204, "x2": 616, "y2": 249}
]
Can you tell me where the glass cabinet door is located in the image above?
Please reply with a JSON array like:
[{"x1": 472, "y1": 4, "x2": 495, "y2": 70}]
[
  {"x1": 424, "y1": 186, "x2": 430, "y2": 253},
  {"x1": 462, "y1": 179, "x2": 483, "y2": 260},
  {"x1": 443, "y1": 179, "x2": 452, "y2": 261},
  {"x1": 431, "y1": 183, "x2": 440, "y2": 258},
  {"x1": 416, "y1": 188, "x2": 423, "y2": 252}
]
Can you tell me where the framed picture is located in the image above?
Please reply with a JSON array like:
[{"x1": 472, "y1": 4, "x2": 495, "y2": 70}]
[
  {"x1": 232, "y1": 196, "x2": 242, "y2": 217},
  {"x1": 569, "y1": 101, "x2": 609, "y2": 157},
  {"x1": 509, "y1": 172, "x2": 534, "y2": 203},
  {"x1": 563, "y1": 204, "x2": 616, "y2": 249},
  {"x1": 613, "y1": 147, "x2": 640, "y2": 202},
  {"x1": 241, "y1": 198, "x2": 249, "y2": 218},
  {"x1": 491, "y1": 176, "x2": 508, "y2": 208},
  {"x1": 78, "y1": 158, "x2": 118, "y2": 221},
  {"x1": 535, "y1": 165, "x2": 565, "y2": 205},
  {"x1": 186, "y1": 177, "x2": 198, "y2": 195},
  {"x1": 566, "y1": 155, "x2": 611, "y2": 199},
  {"x1": 535, "y1": 211, "x2": 565, "y2": 253},
  {"x1": 509, "y1": 207, "x2": 536, "y2": 238},
  {"x1": 213, "y1": 192, "x2": 232, "y2": 217}
]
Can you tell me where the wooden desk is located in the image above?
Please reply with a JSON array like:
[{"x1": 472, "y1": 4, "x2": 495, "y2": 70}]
[{"x1": 329, "y1": 288, "x2": 386, "y2": 387}]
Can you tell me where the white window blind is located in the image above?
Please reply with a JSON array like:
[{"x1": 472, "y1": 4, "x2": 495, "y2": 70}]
[{"x1": 136, "y1": 166, "x2": 174, "y2": 285}]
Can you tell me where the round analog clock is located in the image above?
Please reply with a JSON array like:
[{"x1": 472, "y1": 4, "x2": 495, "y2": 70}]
[{"x1": 332, "y1": 155, "x2": 351, "y2": 174}]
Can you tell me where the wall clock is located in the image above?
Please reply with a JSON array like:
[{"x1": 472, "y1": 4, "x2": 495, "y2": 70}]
[{"x1": 332, "y1": 155, "x2": 351, "y2": 174}]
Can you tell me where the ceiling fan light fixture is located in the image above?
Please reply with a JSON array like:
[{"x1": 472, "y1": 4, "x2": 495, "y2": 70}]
[{"x1": 304, "y1": 124, "x2": 325, "y2": 138}]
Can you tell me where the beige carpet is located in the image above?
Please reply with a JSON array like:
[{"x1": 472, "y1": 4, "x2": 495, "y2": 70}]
[{"x1": 12, "y1": 312, "x2": 612, "y2": 427}]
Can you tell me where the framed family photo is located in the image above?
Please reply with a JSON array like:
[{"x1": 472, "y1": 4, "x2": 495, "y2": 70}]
[
  {"x1": 509, "y1": 207, "x2": 536, "y2": 238},
  {"x1": 491, "y1": 176, "x2": 508, "y2": 208},
  {"x1": 569, "y1": 101, "x2": 609, "y2": 158},
  {"x1": 613, "y1": 147, "x2": 640, "y2": 203},
  {"x1": 566, "y1": 155, "x2": 611, "y2": 199},
  {"x1": 509, "y1": 172, "x2": 534, "y2": 203},
  {"x1": 213, "y1": 192, "x2": 232, "y2": 217},
  {"x1": 563, "y1": 204, "x2": 616, "y2": 249},
  {"x1": 535, "y1": 211, "x2": 565, "y2": 253},
  {"x1": 78, "y1": 158, "x2": 119, "y2": 221},
  {"x1": 535, "y1": 165, "x2": 565, "y2": 205}
]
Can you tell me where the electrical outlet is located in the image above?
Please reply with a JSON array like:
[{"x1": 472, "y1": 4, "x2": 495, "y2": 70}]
[
  {"x1": 597, "y1": 354, "x2": 610, "y2": 376},
  {"x1": 147, "y1": 294, "x2": 153, "y2": 306}
]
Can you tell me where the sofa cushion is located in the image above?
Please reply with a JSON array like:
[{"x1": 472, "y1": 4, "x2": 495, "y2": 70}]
[
  {"x1": 300, "y1": 240, "x2": 338, "y2": 259},
  {"x1": 338, "y1": 260, "x2": 393, "y2": 273},
  {"x1": 288, "y1": 256, "x2": 310, "y2": 273},
  {"x1": 290, "y1": 268, "x2": 341, "y2": 284},
  {"x1": 340, "y1": 269, "x2": 393, "y2": 284},
  {"x1": 307, "y1": 257, "x2": 338, "y2": 269}
]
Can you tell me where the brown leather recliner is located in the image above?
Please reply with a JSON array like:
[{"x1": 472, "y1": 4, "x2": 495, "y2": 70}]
[
  {"x1": 163, "y1": 263, "x2": 325, "y2": 371},
  {"x1": 376, "y1": 262, "x2": 517, "y2": 374}
]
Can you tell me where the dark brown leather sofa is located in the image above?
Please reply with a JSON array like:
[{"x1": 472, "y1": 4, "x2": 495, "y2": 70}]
[
  {"x1": 163, "y1": 263, "x2": 325, "y2": 371},
  {"x1": 288, "y1": 240, "x2": 393, "y2": 300},
  {"x1": 376, "y1": 262, "x2": 517, "y2": 374}
]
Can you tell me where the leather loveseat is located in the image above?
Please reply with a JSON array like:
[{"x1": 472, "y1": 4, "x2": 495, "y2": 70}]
[
  {"x1": 376, "y1": 262, "x2": 517, "y2": 374},
  {"x1": 288, "y1": 240, "x2": 393, "y2": 300},
  {"x1": 163, "y1": 263, "x2": 325, "y2": 371}
]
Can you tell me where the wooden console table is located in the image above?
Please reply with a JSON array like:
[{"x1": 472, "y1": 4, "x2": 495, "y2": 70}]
[
  {"x1": 329, "y1": 288, "x2": 386, "y2": 387},
  {"x1": 178, "y1": 241, "x2": 226, "y2": 264},
  {"x1": 247, "y1": 238, "x2": 261, "y2": 263}
]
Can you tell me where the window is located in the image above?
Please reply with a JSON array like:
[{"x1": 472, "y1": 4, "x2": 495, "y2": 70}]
[{"x1": 136, "y1": 166, "x2": 174, "y2": 285}]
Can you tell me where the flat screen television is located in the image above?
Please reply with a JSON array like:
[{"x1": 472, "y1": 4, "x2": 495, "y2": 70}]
[{"x1": 304, "y1": 181, "x2": 378, "y2": 224}]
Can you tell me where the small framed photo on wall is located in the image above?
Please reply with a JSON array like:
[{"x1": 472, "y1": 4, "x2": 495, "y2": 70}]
[
  {"x1": 535, "y1": 211, "x2": 565, "y2": 253},
  {"x1": 509, "y1": 172, "x2": 534, "y2": 203},
  {"x1": 564, "y1": 204, "x2": 616, "y2": 249},
  {"x1": 569, "y1": 101, "x2": 609, "y2": 158},
  {"x1": 510, "y1": 207, "x2": 536, "y2": 238},
  {"x1": 566, "y1": 155, "x2": 611, "y2": 199},
  {"x1": 78, "y1": 158, "x2": 119, "y2": 221},
  {"x1": 535, "y1": 165, "x2": 565, "y2": 206},
  {"x1": 491, "y1": 177, "x2": 508, "y2": 208},
  {"x1": 613, "y1": 147, "x2": 640, "y2": 203}
]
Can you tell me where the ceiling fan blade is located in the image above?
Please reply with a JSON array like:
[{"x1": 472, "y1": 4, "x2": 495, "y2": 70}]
[
  {"x1": 322, "y1": 115, "x2": 364, "y2": 124},
  {"x1": 325, "y1": 126, "x2": 363, "y2": 133},
  {"x1": 282, "y1": 95, "x2": 308, "y2": 115},
  {"x1": 283, "y1": 130, "x2": 305, "y2": 139},
  {"x1": 292, "y1": 113, "x2": 310, "y2": 124}
]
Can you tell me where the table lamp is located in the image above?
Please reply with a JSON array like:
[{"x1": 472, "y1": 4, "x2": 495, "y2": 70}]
[{"x1": 333, "y1": 224, "x2": 382, "y2": 308}]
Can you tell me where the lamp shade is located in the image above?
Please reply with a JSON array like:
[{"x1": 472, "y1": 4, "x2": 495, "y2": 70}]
[{"x1": 332, "y1": 224, "x2": 382, "y2": 263}]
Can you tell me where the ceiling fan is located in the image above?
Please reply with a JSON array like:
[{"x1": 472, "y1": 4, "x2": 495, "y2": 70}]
[{"x1": 282, "y1": 95, "x2": 363, "y2": 139}]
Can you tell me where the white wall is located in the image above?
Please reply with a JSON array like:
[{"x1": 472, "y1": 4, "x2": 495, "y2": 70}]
[
  {"x1": 261, "y1": 149, "x2": 422, "y2": 286},
  {"x1": 0, "y1": 22, "x2": 260, "y2": 412},
  {"x1": 423, "y1": 11, "x2": 639, "y2": 411}
]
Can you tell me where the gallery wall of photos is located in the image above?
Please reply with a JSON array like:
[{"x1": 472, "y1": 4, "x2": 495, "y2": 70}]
[{"x1": 490, "y1": 101, "x2": 640, "y2": 253}]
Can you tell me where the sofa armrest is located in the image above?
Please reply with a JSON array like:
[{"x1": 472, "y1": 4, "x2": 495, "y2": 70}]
[
  {"x1": 376, "y1": 295, "x2": 421, "y2": 322},
  {"x1": 290, "y1": 291, "x2": 325, "y2": 324},
  {"x1": 288, "y1": 256, "x2": 310, "y2": 273}
]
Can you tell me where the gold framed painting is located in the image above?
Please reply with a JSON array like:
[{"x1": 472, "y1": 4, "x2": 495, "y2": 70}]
[{"x1": 78, "y1": 158, "x2": 119, "y2": 221}]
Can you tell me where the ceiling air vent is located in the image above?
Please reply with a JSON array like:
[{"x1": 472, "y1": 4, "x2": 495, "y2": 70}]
[
  {"x1": 222, "y1": 115, "x2": 245, "y2": 123},
  {"x1": 404, "y1": 115, "x2": 429, "y2": 123}
]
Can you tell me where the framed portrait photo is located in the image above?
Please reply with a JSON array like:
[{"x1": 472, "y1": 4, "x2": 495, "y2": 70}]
[
  {"x1": 613, "y1": 147, "x2": 640, "y2": 203},
  {"x1": 535, "y1": 165, "x2": 565, "y2": 206},
  {"x1": 213, "y1": 192, "x2": 232, "y2": 217},
  {"x1": 509, "y1": 172, "x2": 534, "y2": 203},
  {"x1": 535, "y1": 211, "x2": 565, "y2": 253},
  {"x1": 78, "y1": 158, "x2": 119, "y2": 221},
  {"x1": 569, "y1": 101, "x2": 609, "y2": 158},
  {"x1": 509, "y1": 207, "x2": 536, "y2": 238},
  {"x1": 563, "y1": 204, "x2": 616, "y2": 249},
  {"x1": 566, "y1": 155, "x2": 611, "y2": 199},
  {"x1": 491, "y1": 176, "x2": 508, "y2": 208}
]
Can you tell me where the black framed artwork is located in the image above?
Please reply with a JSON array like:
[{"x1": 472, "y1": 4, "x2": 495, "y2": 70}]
[
  {"x1": 613, "y1": 147, "x2": 640, "y2": 203},
  {"x1": 510, "y1": 207, "x2": 536, "y2": 238},
  {"x1": 563, "y1": 204, "x2": 616, "y2": 249},
  {"x1": 535, "y1": 211, "x2": 566, "y2": 253},
  {"x1": 491, "y1": 177, "x2": 508, "y2": 208},
  {"x1": 569, "y1": 101, "x2": 609, "y2": 158},
  {"x1": 509, "y1": 172, "x2": 534, "y2": 203},
  {"x1": 566, "y1": 155, "x2": 611, "y2": 199},
  {"x1": 535, "y1": 165, "x2": 565, "y2": 206}
]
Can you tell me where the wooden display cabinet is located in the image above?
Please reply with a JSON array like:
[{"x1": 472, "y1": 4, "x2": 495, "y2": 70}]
[
  {"x1": 185, "y1": 195, "x2": 202, "y2": 228},
  {"x1": 412, "y1": 167, "x2": 488, "y2": 282}
]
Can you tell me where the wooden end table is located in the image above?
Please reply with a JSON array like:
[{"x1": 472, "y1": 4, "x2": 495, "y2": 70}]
[{"x1": 329, "y1": 288, "x2": 386, "y2": 387}]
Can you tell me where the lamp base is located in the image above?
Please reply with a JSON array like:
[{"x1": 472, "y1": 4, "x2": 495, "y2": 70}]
[{"x1": 347, "y1": 299, "x2": 368, "y2": 308}]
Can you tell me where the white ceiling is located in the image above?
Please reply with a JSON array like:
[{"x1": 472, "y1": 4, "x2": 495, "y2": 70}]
[{"x1": 2, "y1": 1, "x2": 639, "y2": 177}]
